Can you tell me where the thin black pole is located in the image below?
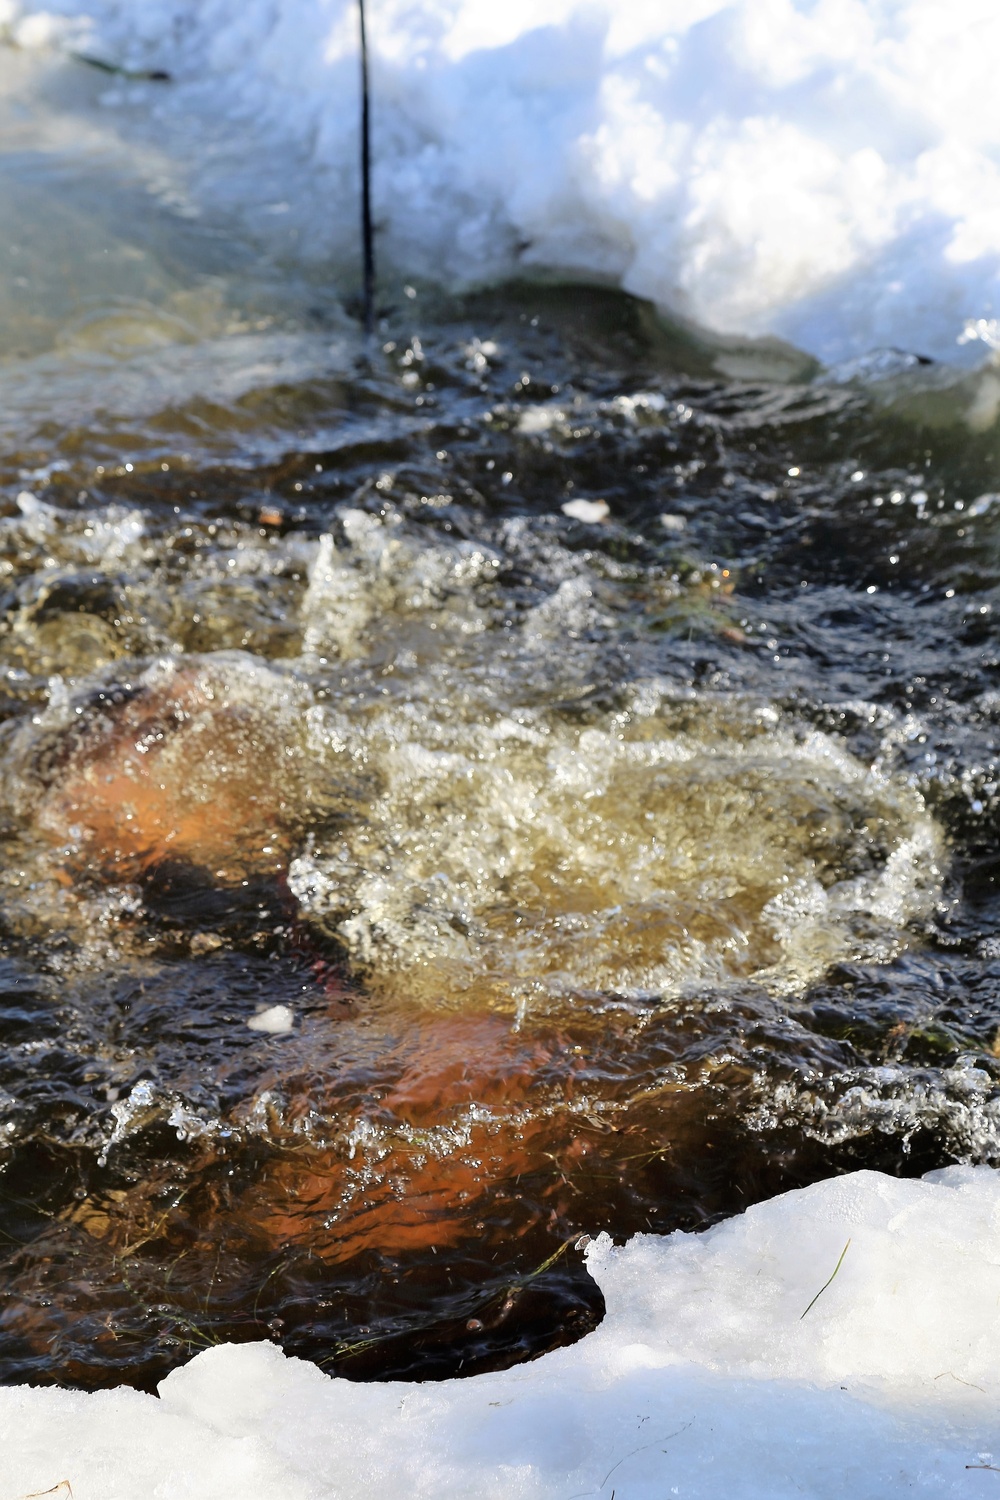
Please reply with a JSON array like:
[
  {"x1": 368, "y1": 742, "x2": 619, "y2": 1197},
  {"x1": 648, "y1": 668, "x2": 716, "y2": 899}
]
[{"x1": 358, "y1": 0, "x2": 375, "y2": 335}]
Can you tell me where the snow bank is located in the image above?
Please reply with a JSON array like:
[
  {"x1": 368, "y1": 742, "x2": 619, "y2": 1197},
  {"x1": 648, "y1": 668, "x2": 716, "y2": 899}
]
[
  {"x1": 4, "y1": 0, "x2": 1000, "y2": 363},
  {"x1": 4, "y1": 1166, "x2": 1000, "y2": 1499}
]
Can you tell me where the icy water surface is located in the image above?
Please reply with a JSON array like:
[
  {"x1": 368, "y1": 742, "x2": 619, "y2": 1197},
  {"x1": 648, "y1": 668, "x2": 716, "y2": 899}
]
[{"x1": 5, "y1": 44, "x2": 1000, "y2": 1392}]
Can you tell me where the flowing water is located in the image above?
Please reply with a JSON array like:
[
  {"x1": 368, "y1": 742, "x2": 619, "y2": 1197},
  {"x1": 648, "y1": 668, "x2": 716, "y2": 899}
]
[{"x1": 4, "y1": 43, "x2": 1000, "y2": 1393}]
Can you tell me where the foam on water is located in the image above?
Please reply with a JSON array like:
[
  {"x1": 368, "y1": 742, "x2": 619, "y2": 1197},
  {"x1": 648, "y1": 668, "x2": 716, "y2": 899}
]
[
  {"x1": 281, "y1": 508, "x2": 945, "y2": 1007},
  {"x1": 4, "y1": 0, "x2": 1000, "y2": 362},
  {"x1": 290, "y1": 676, "x2": 942, "y2": 1010},
  {"x1": 0, "y1": 496, "x2": 944, "y2": 1008}
]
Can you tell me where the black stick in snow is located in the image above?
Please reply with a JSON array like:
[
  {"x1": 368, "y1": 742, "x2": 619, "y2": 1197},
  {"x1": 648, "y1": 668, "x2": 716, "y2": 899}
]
[{"x1": 358, "y1": 0, "x2": 375, "y2": 335}]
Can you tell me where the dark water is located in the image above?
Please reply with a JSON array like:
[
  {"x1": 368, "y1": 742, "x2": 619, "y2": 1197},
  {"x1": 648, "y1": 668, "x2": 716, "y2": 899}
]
[{"x1": 2, "y1": 268, "x2": 1000, "y2": 1392}]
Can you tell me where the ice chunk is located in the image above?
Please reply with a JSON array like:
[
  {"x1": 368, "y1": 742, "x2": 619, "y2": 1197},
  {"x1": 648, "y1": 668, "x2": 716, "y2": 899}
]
[
  {"x1": 561, "y1": 498, "x2": 610, "y2": 523},
  {"x1": 247, "y1": 1004, "x2": 295, "y2": 1035}
]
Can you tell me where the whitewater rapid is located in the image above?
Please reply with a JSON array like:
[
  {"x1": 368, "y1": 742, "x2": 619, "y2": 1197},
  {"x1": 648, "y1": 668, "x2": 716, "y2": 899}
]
[{"x1": 3, "y1": 0, "x2": 1000, "y2": 364}]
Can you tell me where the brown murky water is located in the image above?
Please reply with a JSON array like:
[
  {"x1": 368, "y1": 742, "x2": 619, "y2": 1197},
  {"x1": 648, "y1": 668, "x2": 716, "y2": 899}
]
[{"x1": 4, "y1": 44, "x2": 1000, "y2": 1391}]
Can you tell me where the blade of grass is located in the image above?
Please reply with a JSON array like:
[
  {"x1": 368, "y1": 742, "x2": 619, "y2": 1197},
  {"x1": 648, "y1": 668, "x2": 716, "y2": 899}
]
[{"x1": 800, "y1": 1238, "x2": 851, "y2": 1320}]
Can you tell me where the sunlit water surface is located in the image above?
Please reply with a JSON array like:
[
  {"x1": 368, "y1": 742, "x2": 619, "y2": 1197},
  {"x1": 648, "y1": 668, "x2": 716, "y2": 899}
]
[{"x1": 4, "y1": 42, "x2": 1000, "y2": 1391}]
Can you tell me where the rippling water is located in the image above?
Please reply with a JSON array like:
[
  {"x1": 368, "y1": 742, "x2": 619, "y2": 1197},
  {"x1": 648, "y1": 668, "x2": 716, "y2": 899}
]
[{"x1": 4, "y1": 44, "x2": 1000, "y2": 1393}]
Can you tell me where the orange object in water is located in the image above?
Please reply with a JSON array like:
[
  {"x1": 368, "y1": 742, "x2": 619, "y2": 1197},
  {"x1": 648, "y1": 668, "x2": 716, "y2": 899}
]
[
  {"x1": 31, "y1": 660, "x2": 305, "y2": 882},
  {"x1": 242, "y1": 1013, "x2": 570, "y2": 1261}
]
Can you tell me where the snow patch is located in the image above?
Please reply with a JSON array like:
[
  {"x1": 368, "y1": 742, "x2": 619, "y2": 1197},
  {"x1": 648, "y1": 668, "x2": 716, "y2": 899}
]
[{"x1": 5, "y1": 0, "x2": 1000, "y2": 361}]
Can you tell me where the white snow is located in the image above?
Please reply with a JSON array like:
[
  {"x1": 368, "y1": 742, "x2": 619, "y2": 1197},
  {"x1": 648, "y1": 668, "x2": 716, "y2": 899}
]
[
  {"x1": 4, "y1": 0, "x2": 1000, "y2": 362},
  {"x1": 3, "y1": 1166, "x2": 1000, "y2": 1498}
]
